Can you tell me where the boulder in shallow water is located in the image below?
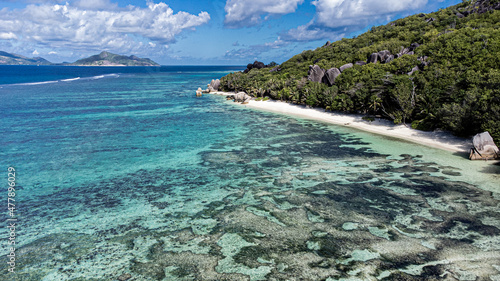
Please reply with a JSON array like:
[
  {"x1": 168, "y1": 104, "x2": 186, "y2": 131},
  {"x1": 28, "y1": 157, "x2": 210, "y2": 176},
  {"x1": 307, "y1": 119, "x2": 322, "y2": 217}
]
[
  {"x1": 118, "y1": 273, "x2": 132, "y2": 281},
  {"x1": 470, "y1": 131, "x2": 500, "y2": 160}
]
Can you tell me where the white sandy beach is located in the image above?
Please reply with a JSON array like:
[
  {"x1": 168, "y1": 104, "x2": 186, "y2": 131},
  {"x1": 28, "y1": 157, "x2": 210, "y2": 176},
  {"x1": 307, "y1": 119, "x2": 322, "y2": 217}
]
[{"x1": 211, "y1": 92, "x2": 471, "y2": 153}]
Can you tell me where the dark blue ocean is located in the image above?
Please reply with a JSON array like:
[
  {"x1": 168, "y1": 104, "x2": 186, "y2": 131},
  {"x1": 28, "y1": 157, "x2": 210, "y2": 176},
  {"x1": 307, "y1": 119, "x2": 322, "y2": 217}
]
[{"x1": 1, "y1": 65, "x2": 499, "y2": 280}]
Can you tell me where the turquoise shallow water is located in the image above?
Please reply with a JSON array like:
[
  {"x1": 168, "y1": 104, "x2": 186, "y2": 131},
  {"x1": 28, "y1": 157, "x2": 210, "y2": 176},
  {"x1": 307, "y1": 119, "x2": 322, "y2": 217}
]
[{"x1": 1, "y1": 66, "x2": 499, "y2": 280}]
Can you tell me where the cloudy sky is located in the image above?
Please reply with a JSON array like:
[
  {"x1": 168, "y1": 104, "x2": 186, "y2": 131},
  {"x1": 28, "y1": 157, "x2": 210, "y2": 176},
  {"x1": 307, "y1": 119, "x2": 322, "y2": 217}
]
[{"x1": 0, "y1": 0, "x2": 461, "y2": 65}]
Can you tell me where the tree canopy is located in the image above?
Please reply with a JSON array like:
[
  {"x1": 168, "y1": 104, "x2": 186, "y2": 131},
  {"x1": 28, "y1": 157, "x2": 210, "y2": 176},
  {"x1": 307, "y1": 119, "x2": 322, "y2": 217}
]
[{"x1": 220, "y1": 0, "x2": 500, "y2": 143}]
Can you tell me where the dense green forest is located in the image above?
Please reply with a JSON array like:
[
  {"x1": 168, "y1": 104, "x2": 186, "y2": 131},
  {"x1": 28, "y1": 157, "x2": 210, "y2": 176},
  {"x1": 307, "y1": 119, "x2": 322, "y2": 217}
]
[{"x1": 219, "y1": 0, "x2": 500, "y2": 143}]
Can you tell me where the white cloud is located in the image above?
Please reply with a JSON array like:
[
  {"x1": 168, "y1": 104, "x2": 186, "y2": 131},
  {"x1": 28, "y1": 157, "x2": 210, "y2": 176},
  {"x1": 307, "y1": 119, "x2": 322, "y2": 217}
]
[
  {"x1": 283, "y1": 0, "x2": 429, "y2": 41},
  {"x1": 48, "y1": 51, "x2": 57, "y2": 54},
  {"x1": 73, "y1": 0, "x2": 118, "y2": 10},
  {"x1": 283, "y1": 21, "x2": 343, "y2": 42},
  {"x1": 32, "y1": 50, "x2": 39, "y2": 55},
  {"x1": 312, "y1": 0, "x2": 428, "y2": 28},
  {"x1": 225, "y1": 37, "x2": 290, "y2": 60},
  {"x1": 0, "y1": 32, "x2": 17, "y2": 40},
  {"x1": 0, "y1": 1, "x2": 210, "y2": 54},
  {"x1": 224, "y1": 0, "x2": 304, "y2": 28}
]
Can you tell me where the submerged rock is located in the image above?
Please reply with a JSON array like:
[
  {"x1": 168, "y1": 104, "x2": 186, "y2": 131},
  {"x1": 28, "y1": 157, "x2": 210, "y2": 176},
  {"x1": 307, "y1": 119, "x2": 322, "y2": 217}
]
[{"x1": 118, "y1": 273, "x2": 132, "y2": 281}]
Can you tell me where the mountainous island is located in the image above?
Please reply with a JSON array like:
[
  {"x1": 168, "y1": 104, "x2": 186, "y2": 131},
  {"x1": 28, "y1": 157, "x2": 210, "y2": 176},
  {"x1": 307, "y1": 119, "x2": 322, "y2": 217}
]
[
  {"x1": 219, "y1": 0, "x2": 500, "y2": 144},
  {"x1": 0, "y1": 51, "x2": 52, "y2": 65},
  {"x1": 69, "y1": 51, "x2": 159, "y2": 66},
  {"x1": 0, "y1": 51, "x2": 159, "y2": 66}
]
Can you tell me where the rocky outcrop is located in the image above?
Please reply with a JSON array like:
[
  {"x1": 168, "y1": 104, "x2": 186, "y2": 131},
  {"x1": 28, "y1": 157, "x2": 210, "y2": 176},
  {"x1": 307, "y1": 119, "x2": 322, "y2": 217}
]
[
  {"x1": 305, "y1": 42, "x2": 426, "y2": 85},
  {"x1": 377, "y1": 50, "x2": 391, "y2": 63},
  {"x1": 306, "y1": 65, "x2": 343, "y2": 86},
  {"x1": 362, "y1": 43, "x2": 427, "y2": 75},
  {"x1": 230, "y1": 92, "x2": 252, "y2": 103},
  {"x1": 339, "y1": 63, "x2": 353, "y2": 72},
  {"x1": 307, "y1": 65, "x2": 325, "y2": 82},
  {"x1": 408, "y1": 66, "x2": 420, "y2": 76},
  {"x1": 425, "y1": 17, "x2": 436, "y2": 23},
  {"x1": 409, "y1": 43, "x2": 420, "y2": 51},
  {"x1": 470, "y1": 131, "x2": 500, "y2": 160},
  {"x1": 462, "y1": 0, "x2": 500, "y2": 16},
  {"x1": 384, "y1": 55, "x2": 395, "y2": 64},
  {"x1": 418, "y1": 56, "x2": 430, "y2": 68},
  {"x1": 196, "y1": 87, "x2": 203, "y2": 97},
  {"x1": 323, "y1": 68, "x2": 341, "y2": 86},
  {"x1": 208, "y1": 79, "x2": 220, "y2": 92},
  {"x1": 367, "y1": 50, "x2": 395, "y2": 64},
  {"x1": 396, "y1": 47, "x2": 410, "y2": 58},
  {"x1": 368, "y1": 53, "x2": 379, "y2": 64}
]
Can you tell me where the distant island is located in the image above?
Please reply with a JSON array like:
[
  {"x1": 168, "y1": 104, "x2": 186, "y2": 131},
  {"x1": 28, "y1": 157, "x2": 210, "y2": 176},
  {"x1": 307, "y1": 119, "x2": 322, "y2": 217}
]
[
  {"x1": 69, "y1": 51, "x2": 160, "y2": 66},
  {"x1": 0, "y1": 51, "x2": 160, "y2": 66},
  {"x1": 0, "y1": 51, "x2": 52, "y2": 65}
]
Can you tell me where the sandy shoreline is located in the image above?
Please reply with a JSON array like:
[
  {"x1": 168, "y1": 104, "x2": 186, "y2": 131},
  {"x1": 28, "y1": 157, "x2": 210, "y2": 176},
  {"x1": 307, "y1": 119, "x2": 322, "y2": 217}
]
[{"x1": 211, "y1": 91, "x2": 471, "y2": 153}]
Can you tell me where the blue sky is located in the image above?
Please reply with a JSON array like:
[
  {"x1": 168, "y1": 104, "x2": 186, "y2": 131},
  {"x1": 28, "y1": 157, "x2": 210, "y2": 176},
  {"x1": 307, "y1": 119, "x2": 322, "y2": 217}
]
[{"x1": 0, "y1": 0, "x2": 462, "y2": 65}]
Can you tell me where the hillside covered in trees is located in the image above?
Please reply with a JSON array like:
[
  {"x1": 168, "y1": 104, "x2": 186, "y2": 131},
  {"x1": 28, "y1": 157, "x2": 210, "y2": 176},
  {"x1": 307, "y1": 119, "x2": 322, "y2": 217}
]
[{"x1": 220, "y1": 0, "x2": 500, "y2": 143}]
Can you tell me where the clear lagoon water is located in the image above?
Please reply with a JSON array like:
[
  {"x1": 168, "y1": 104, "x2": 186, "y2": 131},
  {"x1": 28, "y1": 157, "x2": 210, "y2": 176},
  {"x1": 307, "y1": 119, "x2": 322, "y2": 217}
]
[{"x1": 1, "y1": 65, "x2": 499, "y2": 280}]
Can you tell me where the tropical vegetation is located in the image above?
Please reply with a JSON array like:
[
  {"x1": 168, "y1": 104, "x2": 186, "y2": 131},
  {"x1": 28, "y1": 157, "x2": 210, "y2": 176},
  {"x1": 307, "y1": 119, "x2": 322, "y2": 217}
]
[{"x1": 220, "y1": 0, "x2": 500, "y2": 143}]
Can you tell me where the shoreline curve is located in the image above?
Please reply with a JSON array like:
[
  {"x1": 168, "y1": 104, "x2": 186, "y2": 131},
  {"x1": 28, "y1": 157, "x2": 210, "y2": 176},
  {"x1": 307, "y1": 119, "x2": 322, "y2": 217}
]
[{"x1": 210, "y1": 91, "x2": 471, "y2": 153}]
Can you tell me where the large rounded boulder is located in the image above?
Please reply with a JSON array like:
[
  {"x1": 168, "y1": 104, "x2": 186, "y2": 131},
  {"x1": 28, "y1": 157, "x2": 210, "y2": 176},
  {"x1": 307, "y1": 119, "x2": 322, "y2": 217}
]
[
  {"x1": 307, "y1": 65, "x2": 325, "y2": 83},
  {"x1": 323, "y1": 68, "x2": 341, "y2": 86}
]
